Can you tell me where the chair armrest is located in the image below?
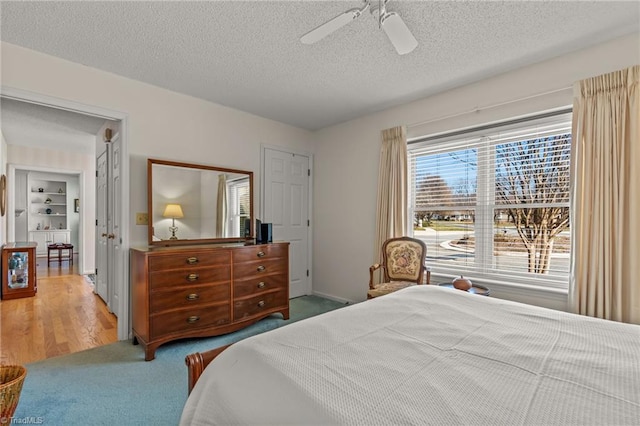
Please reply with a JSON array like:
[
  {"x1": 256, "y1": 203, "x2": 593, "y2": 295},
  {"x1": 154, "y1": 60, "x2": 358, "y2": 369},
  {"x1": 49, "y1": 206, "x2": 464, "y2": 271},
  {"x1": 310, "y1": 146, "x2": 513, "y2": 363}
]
[
  {"x1": 424, "y1": 266, "x2": 431, "y2": 284},
  {"x1": 369, "y1": 263, "x2": 383, "y2": 290}
]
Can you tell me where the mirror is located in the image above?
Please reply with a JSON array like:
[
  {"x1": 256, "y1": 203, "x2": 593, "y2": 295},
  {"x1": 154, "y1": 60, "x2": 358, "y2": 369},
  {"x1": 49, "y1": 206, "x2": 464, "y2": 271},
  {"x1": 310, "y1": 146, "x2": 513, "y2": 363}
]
[{"x1": 147, "y1": 159, "x2": 253, "y2": 246}]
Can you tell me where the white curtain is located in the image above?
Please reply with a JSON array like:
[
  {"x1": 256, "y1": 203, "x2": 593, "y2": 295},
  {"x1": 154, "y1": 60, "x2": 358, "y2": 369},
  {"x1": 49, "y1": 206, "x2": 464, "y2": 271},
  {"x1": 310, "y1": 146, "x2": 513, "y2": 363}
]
[
  {"x1": 216, "y1": 174, "x2": 227, "y2": 238},
  {"x1": 569, "y1": 65, "x2": 640, "y2": 324},
  {"x1": 373, "y1": 126, "x2": 408, "y2": 278}
]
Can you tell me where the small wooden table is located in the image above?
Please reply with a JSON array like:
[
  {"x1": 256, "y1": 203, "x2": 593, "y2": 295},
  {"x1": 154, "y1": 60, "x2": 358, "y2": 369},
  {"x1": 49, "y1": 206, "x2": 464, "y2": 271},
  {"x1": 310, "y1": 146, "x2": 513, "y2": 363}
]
[
  {"x1": 47, "y1": 243, "x2": 74, "y2": 266},
  {"x1": 438, "y1": 282, "x2": 490, "y2": 296}
]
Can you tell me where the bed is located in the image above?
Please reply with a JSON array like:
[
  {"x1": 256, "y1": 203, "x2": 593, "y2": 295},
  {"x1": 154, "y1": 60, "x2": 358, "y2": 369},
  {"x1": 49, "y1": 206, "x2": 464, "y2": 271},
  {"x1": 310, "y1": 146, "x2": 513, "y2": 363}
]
[{"x1": 180, "y1": 285, "x2": 640, "y2": 425}]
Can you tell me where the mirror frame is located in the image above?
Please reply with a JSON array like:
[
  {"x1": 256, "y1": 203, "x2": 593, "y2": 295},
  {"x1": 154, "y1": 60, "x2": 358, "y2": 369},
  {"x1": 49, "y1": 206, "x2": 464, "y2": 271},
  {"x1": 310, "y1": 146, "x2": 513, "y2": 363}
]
[{"x1": 147, "y1": 158, "x2": 254, "y2": 246}]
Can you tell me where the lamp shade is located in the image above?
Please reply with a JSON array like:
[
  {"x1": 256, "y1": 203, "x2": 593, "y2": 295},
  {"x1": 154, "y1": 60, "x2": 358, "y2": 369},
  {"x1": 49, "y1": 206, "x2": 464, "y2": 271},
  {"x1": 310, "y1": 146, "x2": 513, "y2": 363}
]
[{"x1": 163, "y1": 204, "x2": 184, "y2": 219}]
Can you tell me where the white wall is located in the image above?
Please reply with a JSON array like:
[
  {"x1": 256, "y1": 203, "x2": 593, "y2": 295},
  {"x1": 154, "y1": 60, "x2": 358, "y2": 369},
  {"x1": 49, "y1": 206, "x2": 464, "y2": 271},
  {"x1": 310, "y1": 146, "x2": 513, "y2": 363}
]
[
  {"x1": 13, "y1": 170, "x2": 28, "y2": 239},
  {"x1": 1, "y1": 41, "x2": 315, "y2": 251},
  {"x1": 312, "y1": 33, "x2": 640, "y2": 309}
]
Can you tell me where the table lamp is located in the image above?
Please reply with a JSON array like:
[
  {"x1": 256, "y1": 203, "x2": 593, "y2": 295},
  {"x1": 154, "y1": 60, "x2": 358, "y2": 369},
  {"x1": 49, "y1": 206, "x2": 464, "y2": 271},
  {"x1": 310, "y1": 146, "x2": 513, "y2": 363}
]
[{"x1": 163, "y1": 204, "x2": 184, "y2": 240}]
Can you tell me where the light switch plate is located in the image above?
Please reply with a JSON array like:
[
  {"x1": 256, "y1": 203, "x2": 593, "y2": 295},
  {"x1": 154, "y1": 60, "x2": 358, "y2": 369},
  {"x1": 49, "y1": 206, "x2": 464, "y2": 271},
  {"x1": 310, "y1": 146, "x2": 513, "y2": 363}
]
[{"x1": 136, "y1": 213, "x2": 148, "y2": 225}]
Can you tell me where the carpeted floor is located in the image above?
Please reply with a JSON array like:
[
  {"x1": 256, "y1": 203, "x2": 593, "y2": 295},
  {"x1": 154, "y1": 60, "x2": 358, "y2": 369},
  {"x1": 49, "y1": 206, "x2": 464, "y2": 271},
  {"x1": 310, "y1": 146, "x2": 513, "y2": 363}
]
[{"x1": 13, "y1": 295, "x2": 346, "y2": 425}]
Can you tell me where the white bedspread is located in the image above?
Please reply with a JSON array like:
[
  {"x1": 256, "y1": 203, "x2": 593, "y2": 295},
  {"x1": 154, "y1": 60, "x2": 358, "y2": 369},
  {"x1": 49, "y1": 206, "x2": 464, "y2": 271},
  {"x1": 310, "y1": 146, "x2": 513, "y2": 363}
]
[{"x1": 181, "y1": 285, "x2": 640, "y2": 425}]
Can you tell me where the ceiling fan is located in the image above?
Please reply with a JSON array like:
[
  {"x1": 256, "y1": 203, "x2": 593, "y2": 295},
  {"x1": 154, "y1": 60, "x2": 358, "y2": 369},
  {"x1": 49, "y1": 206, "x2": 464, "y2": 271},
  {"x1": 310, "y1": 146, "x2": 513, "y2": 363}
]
[{"x1": 300, "y1": 0, "x2": 418, "y2": 55}]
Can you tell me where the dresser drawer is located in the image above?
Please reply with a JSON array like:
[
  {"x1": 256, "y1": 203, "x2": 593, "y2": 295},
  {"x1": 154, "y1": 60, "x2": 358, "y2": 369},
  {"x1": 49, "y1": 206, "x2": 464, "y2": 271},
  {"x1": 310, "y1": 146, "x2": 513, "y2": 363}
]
[
  {"x1": 149, "y1": 250, "x2": 230, "y2": 271},
  {"x1": 150, "y1": 283, "x2": 230, "y2": 313},
  {"x1": 234, "y1": 274, "x2": 287, "y2": 298},
  {"x1": 233, "y1": 290, "x2": 287, "y2": 321},
  {"x1": 233, "y1": 244, "x2": 287, "y2": 263},
  {"x1": 151, "y1": 304, "x2": 230, "y2": 337},
  {"x1": 233, "y1": 258, "x2": 287, "y2": 279},
  {"x1": 150, "y1": 265, "x2": 230, "y2": 290}
]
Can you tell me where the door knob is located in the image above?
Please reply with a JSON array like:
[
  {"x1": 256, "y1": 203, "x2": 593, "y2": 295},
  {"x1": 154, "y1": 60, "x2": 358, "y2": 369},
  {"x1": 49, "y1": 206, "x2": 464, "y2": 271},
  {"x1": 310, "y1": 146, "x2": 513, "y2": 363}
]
[
  {"x1": 101, "y1": 233, "x2": 108, "y2": 237},
  {"x1": 107, "y1": 233, "x2": 116, "y2": 239}
]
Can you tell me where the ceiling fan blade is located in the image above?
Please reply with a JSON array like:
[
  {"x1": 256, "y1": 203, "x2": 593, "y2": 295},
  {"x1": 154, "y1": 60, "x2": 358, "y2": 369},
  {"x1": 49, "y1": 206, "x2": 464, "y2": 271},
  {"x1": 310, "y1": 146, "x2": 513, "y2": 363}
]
[
  {"x1": 300, "y1": 8, "x2": 361, "y2": 44},
  {"x1": 380, "y1": 12, "x2": 418, "y2": 55}
]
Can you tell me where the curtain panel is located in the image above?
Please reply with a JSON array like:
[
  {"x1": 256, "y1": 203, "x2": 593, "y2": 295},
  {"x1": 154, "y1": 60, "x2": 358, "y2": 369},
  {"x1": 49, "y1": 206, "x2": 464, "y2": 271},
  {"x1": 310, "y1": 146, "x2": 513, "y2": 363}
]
[
  {"x1": 373, "y1": 126, "x2": 408, "y2": 283},
  {"x1": 570, "y1": 65, "x2": 640, "y2": 324},
  {"x1": 216, "y1": 174, "x2": 227, "y2": 238}
]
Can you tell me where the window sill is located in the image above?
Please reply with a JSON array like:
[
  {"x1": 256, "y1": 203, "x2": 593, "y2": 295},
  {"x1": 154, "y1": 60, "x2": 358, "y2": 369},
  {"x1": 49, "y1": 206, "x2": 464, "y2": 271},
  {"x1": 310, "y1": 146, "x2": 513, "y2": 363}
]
[{"x1": 431, "y1": 273, "x2": 568, "y2": 312}]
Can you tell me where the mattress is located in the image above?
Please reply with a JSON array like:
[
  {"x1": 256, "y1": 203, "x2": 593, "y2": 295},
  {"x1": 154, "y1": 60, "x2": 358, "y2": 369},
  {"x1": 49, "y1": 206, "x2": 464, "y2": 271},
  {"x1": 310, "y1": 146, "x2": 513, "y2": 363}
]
[{"x1": 180, "y1": 285, "x2": 640, "y2": 425}]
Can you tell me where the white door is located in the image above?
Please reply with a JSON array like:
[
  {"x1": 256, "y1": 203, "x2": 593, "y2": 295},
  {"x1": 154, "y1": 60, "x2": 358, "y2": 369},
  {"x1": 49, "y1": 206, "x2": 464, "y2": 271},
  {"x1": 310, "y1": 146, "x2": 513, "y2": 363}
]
[
  {"x1": 95, "y1": 150, "x2": 109, "y2": 305},
  {"x1": 109, "y1": 134, "x2": 123, "y2": 318},
  {"x1": 263, "y1": 148, "x2": 311, "y2": 298}
]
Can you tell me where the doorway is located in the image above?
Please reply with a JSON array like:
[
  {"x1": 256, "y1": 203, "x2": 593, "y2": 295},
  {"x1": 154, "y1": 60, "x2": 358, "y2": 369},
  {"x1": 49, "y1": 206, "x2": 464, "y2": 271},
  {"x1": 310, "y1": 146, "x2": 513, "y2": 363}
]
[
  {"x1": 9, "y1": 167, "x2": 81, "y2": 272},
  {"x1": 1, "y1": 87, "x2": 130, "y2": 341}
]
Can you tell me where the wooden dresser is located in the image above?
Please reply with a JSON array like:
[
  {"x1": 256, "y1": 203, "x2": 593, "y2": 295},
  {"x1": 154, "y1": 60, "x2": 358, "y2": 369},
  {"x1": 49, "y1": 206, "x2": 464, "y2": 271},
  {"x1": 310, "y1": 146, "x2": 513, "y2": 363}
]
[{"x1": 130, "y1": 242, "x2": 289, "y2": 360}]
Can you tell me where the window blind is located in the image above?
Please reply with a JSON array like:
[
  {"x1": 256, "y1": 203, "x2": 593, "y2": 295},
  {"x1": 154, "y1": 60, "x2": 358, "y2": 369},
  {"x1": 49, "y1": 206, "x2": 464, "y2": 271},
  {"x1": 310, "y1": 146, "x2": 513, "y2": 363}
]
[{"x1": 408, "y1": 110, "x2": 572, "y2": 289}]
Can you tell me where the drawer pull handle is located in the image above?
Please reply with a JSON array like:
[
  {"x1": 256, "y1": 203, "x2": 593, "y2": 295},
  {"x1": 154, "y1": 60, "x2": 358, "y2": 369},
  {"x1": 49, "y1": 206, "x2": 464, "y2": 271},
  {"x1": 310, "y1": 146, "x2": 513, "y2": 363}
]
[
  {"x1": 186, "y1": 257, "x2": 199, "y2": 265},
  {"x1": 186, "y1": 293, "x2": 199, "y2": 301},
  {"x1": 257, "y1": 281, "x2": 266, "y2": 289},
  {"x1": 257, "y1": 300, "x2": 265, "y2": 308},
  {"x1": 186, "y1": 316, "x2": 200, "y2": 324},
  {"x1": 186, "y1": 273, "x2": 199, "y2": 282},
  {"x1": 257, "y1": 251, "x2": 266, "y2": 257},
  {"x1": 256, "y1": 265, "x2": 266, "y2": 272}
]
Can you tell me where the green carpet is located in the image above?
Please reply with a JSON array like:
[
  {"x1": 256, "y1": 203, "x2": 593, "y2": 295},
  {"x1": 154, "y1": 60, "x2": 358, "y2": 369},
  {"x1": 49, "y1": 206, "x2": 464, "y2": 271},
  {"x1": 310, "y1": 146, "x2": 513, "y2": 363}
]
[{"x1": 13, "y1": 295, "x2": 346, "y2": 425}]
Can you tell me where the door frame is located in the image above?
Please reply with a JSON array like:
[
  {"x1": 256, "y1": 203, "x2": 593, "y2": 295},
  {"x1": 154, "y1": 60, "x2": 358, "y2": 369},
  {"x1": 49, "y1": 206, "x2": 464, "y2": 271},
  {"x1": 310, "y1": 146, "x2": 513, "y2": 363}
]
[
  {"x1": 1, "y1": 85, "x2": 131, "y2": 341},
  {"x1": 260, "y1": 144, "x2": 314, "y2": 296}
]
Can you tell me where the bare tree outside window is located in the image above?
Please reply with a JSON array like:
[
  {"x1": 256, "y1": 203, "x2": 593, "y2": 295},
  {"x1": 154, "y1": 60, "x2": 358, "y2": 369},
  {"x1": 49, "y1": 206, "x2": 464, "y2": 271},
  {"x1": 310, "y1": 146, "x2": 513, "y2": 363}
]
[{"x1": 494, "y1": 134, "x2": 571, "y2": 274}]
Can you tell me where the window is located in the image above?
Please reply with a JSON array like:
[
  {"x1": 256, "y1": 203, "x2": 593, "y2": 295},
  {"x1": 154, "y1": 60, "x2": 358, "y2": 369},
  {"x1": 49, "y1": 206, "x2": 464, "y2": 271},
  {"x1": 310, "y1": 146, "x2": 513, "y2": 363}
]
[
  {"x1": 227, "y1": 177, "x2": 250, "y2": 237},
  {"x1": 409, "y1": 110, "x2": 572, "y2": 289}
]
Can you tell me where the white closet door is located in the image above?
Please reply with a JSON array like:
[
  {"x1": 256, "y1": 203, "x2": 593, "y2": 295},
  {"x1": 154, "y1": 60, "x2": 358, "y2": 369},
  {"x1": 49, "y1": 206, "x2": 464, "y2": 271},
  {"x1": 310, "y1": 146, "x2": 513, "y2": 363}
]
[{"x1": 263, "y1": 148, "x2": 311, "y2": 298}]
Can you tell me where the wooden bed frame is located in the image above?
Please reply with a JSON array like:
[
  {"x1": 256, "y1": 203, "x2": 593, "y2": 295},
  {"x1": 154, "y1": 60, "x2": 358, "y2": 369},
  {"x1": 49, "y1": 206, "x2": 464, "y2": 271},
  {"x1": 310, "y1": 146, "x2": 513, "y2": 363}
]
[{"x1": 185, "y1": 344, "x2": 231, "y2": 394}]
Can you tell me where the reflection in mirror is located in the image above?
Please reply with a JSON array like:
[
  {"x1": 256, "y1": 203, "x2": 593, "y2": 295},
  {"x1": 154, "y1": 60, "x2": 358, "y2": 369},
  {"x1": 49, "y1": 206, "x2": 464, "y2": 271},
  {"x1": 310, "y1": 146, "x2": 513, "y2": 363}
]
[{"x1": 148, "y1": 159, "x2": 253, "y2": 245}]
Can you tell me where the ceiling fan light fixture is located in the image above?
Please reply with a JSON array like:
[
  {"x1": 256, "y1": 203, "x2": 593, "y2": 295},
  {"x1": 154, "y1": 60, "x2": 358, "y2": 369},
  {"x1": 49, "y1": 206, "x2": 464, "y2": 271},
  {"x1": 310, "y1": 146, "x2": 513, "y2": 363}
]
[
  {"x1": 300, "y1": 0, "x2": 417, "y2": 55},
  {"x1": 380, "y1": 12, "x2": 418, "y2": 55}
]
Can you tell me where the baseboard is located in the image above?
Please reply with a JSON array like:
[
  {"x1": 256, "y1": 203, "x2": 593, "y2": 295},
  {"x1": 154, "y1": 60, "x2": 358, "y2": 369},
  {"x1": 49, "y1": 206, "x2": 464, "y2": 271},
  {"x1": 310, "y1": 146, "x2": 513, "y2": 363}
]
[{"x1": 311, "y1": 291, "x2": 357, "y2": 305}]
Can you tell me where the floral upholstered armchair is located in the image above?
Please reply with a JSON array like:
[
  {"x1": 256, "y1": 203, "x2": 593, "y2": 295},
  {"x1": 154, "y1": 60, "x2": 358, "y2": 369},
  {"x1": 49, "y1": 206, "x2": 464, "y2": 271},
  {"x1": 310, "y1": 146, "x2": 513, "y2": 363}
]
[{"x1": 368, "y1": 236, "x2": 430, "y2": 299}]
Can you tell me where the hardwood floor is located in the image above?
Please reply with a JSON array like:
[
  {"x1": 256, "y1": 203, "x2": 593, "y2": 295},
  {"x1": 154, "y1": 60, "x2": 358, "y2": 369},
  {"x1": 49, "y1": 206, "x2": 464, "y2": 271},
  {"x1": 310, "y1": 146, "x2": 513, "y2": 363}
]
[{"x1": 0, "y1": 256, "x2": 117, "y2": 365}]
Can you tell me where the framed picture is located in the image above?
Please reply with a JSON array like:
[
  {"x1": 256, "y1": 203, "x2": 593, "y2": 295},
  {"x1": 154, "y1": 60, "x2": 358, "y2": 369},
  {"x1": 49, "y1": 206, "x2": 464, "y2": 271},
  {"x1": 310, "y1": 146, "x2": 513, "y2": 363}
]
[{"x1": 74, "y1": 198, "x2": 80, "y2": 213}]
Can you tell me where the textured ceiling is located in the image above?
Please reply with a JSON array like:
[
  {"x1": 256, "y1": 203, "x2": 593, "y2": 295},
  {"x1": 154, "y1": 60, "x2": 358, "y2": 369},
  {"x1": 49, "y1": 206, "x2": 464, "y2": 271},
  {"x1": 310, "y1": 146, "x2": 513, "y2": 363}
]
[{"x1": 1, "y1": 1, "x2": 639, "y2": 131}]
